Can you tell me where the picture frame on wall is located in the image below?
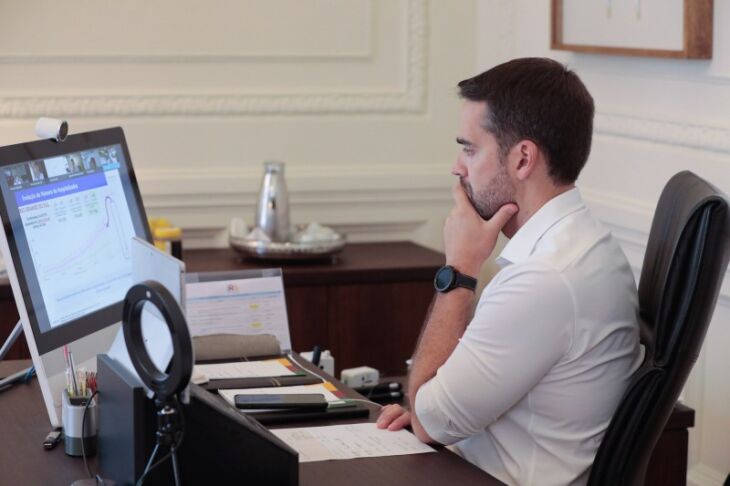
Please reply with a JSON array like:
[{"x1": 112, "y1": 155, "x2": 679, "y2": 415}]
[{"x1": 551, "y1": 0, "x2": 713, "y2": 59}]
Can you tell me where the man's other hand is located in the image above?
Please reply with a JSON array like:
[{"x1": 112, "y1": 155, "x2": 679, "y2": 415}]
[{"x1": 376, "y1": 404, "x2": 412, "y2": 431}]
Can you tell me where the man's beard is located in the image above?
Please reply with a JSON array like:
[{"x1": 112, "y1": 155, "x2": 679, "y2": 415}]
[{"x1": 461, "y1": 165, "x2": 515, "y2": 220}]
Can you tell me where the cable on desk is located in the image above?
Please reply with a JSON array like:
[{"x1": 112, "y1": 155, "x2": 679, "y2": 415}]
[
  {"x1": 81, "y1": 390, "x2": 99, "y2": 479},
  {"x1": 286, "y1": 352, "x2": 328, "y2": 384},
  {"x1": 22, "y1": 365, "x2": 35, "y2": 383},
  {"x1": 342, "y1": 398, "x2": 384, "y2": 409}
]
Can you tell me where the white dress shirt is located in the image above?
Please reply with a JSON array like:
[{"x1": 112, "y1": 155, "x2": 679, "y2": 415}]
[{"x1": 415, "y1": 188, "x2": 641, "y2": 486}]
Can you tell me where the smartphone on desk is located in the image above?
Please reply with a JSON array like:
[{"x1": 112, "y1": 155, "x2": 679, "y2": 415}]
[{"x1": 234, "y1": 393, "x2": 329, "y2": 412}]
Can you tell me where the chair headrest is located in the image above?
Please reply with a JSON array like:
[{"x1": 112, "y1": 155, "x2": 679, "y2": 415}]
[{"x1": 638, "y1": 171, "x2": 730, "y2": 365}]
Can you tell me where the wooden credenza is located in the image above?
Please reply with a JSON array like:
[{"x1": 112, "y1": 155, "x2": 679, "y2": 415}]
[
  {"x1": 0, "y1": 280, "x2": 24, "y2": 360},
  {"x1": 182, "y1": 241, "x2": 443, "y2": 375},
  {"x1": 0, "y1": 241, "x2": 444, "y2": 375}
]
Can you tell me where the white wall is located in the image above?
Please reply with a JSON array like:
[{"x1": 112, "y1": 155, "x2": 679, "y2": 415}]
[
  {"x1": 476, "y1": 1, "x2": 730, "y2": 484},
  {"x1": 0, "y1": 0, "x2": 477, "y2": 251}
]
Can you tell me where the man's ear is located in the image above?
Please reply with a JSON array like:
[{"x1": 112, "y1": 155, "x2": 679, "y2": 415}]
[{"x1": 510, "y1": 140, "x2": 540, "y2": 182}]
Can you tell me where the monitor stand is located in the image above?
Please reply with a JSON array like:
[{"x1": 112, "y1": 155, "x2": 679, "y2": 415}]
[
  {"x1": 0, "y1": 320, "x2": 23, "y2": 360},
  {"x1": 0, "y1": 321, "x2": 34, "y2": 391}
]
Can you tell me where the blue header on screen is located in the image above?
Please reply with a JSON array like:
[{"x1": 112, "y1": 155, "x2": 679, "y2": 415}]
[{"x1": 14, "y1": 172, "x2": 107, "y2": 206}]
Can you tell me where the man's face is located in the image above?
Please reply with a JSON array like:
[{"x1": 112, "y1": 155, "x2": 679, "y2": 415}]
[{"x1": 452, "y1": 101, "x2": 516, "y2": 220}]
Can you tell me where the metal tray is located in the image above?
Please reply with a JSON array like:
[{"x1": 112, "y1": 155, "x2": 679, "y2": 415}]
[{"x1": 229, "y1": 232, "x2": 346, "y2": 260}]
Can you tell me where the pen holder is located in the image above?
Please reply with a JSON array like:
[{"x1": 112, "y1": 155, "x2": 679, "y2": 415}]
[{"x1": 62, "y1": 389, "x2": 97, "y2": 457}]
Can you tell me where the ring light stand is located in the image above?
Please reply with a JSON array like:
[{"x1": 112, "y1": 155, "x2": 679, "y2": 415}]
[{"x1": 123, "y1": 281, "x2": 193, "y2": 486}]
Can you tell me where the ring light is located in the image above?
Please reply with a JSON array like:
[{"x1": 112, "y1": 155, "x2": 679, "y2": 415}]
[{"x1": 122, "y1": 280, "x2": 192, "y2": 401}]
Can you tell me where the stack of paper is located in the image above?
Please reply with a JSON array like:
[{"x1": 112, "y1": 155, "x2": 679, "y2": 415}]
[
  {"x1": 272, "y1": 423, "x2": 436, "y2": 462},
  {"x1": 194, "y1": 358, "x2": 298, "y2": 382}
]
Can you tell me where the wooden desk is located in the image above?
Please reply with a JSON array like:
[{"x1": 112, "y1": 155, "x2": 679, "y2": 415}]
[
  {"x1": 0, "y1": 360, "x2": 696, "y2": 485},
  {"x1": 0, "y1": 359, "x2": 500, "y2": 486},
  {"x1": 0, "y1": 241, "x2": 444, "y2": 374},
  {"x1": 0, "y1": 241, "x2": 697, "y2": 484}
]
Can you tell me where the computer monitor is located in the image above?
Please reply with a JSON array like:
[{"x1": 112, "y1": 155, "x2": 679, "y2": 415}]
[{"x1": 0, "y1": 127, "x2": 152, "y2": 426}]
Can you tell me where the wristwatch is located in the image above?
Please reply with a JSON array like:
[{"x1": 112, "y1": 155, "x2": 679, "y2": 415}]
[{"x1": 434, "y1": 265, "x2": 477, "y2": 293}]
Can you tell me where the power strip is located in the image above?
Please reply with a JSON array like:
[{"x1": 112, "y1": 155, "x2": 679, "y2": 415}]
[{"x1": 340, "y1": 366, "x2": 379, "y2": 388}]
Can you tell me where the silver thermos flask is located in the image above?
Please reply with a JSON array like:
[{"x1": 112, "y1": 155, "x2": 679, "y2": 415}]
[{"x1": 255, "y1": 161, "x2": 290, "y2": 242}]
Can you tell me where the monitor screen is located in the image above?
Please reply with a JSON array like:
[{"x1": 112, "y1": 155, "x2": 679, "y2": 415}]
[{"x1": 0, "y1": 127, "x2": 151, "y2": 354}]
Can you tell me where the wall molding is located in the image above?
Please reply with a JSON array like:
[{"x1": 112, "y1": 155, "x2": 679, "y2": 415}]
[
  {"x1": 0, "y1": 52, "x2": 373, "y2": 64},
  {"x1": 137, "y1": 163, "x2": 450, "y2": 245},
  {"x1": 688, "y1": 463, "x2": 727, "y2": 486},
  {"x1": 137, "y1": 162, "x2": 449, "y2": 205},
  {"x1": 0, "y1": 53, "x2": 374, "y2": 64},
  {"x1": 595, "y1": 112, "x2": 730, "y2": 154},
  {"x1": 0, "y1": 2, "x2": 374, "y2": 64},
  {"x1": 0, "y1": 0, "x2": 426, "y2": 118}
]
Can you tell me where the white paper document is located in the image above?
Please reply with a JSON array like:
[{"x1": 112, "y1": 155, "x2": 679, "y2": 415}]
[
  {"x1": 219, "y1": 383, "x2": 343, "y2": 409},
  {"x1": 271, "y1": 423, "x2": 436, "y2": 463},
  {"x1": 194, "y1": 359, "x2": 296, "y2": 381},
  {"x1": 185, "y1": 275, "x2": 291, "y2": 350}
]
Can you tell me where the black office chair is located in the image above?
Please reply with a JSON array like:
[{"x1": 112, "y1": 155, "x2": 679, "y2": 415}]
[{"x1": 588, "y1": 171, "x2": 730, "y2": 486}]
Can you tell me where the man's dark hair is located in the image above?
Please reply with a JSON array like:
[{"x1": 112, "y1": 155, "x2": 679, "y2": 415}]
[{"x1": 458, "y1": 57, "x2": 594, "y2": 185}]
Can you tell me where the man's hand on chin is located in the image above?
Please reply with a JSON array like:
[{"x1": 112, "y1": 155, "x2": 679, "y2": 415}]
[{"x1": 444, "y1": 183, "x2": 518, "y2": 276}]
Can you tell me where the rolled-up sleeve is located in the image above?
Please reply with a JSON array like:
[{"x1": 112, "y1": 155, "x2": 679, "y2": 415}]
[{"x1": 415, "y1": 261, "x2": 575, "y2": 444}]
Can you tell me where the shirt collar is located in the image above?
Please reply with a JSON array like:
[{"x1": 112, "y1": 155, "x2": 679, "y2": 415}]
[{"x1": 497, "y1": 187, "x2": 585, "y2": 267}]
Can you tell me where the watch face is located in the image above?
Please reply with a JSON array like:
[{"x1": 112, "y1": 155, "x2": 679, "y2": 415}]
[{"x1": 434, "y1": 266, "x2": 455, "y2": 291}]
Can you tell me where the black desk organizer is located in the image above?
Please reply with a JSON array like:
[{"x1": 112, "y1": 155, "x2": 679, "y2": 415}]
[
  {"x1": 197, "y1": 356, "x2": 369, "y2": 425},
  {"x1": 96, "y1": 354, "x2": 298, "y2": 485}
]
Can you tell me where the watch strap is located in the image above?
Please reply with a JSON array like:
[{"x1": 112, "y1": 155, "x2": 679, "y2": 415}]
[{"x1": 453, "y1": 271, "x2": 477, "y2": 291}]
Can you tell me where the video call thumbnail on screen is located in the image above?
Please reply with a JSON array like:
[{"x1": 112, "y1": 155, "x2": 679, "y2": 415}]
[{"x1": 3, "y1": 145, "x2": 121, "y2": 190}]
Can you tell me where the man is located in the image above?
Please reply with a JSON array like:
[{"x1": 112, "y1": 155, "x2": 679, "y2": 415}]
[{"x1": 376, "y1": 58, "x2": 641, "y2": 485}]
